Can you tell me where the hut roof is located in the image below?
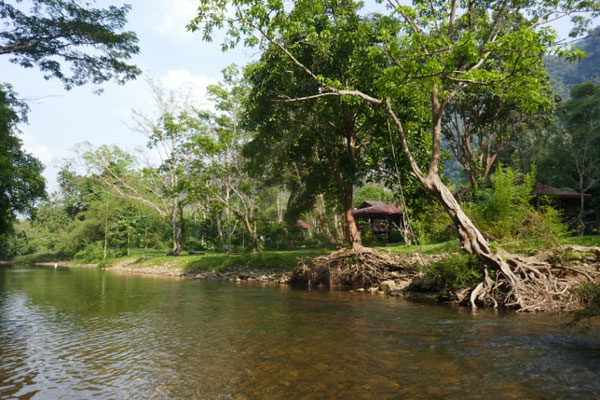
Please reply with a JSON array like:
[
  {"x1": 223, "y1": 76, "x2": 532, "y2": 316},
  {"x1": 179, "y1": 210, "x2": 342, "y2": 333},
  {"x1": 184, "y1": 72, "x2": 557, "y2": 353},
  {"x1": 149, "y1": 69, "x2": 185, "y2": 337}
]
[
  {"x1": 533, "y1": 183, "x2": 591, "y2": 199},
  {"x1": 352, "y1": 200, "x2": 403, "y2": 216},
  {"x1": 295, "y1": 219, "x2": 310, "y2": 229}
]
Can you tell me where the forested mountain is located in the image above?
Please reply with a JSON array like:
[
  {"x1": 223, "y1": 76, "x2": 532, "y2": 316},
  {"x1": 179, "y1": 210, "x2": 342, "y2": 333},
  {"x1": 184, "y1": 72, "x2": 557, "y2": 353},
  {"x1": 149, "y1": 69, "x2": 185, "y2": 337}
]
[{"x1": 546, "y1": 27, "x2": 600, "y2": 98}]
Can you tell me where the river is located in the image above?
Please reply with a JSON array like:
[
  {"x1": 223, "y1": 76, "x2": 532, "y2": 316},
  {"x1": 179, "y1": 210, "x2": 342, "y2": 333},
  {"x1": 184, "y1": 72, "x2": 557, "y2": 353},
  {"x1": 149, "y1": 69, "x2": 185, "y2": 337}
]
[{"x1": 0, "y1": 265, "x2": 599, "y2": 399}]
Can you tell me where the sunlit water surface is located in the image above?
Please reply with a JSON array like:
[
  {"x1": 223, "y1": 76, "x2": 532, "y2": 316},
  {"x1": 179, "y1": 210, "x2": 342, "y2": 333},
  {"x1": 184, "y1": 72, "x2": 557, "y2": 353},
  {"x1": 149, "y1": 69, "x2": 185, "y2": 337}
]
[{"x1": 0, "y1": 265, "x2": 599, "y2": 399}]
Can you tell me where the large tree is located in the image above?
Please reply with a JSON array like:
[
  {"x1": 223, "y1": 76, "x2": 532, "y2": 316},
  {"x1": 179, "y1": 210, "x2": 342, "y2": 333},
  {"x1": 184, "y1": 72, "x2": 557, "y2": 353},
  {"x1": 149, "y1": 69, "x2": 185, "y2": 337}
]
[
  {"x1": 443, "y1": 85, "x2": 552, "y2": 190},
  {"x1": 83, "y1": 93, "x2": 202, "y2": 254},
  {"x1": 242, "y1": 9, "x2": 428, "y2": 250},
  {"x1": 0, "y1": 84, "x2": 45, "y2": 235},
  {"x1": 191, "y1": 0, "x2": 599, "y2": 309}
]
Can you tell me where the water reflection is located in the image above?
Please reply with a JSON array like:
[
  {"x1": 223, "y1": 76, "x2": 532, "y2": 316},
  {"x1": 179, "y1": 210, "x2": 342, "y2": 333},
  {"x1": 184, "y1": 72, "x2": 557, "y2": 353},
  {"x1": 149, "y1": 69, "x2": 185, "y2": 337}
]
[{"x1": 0, "y1": 265, "x2": 599, "y2": 399}]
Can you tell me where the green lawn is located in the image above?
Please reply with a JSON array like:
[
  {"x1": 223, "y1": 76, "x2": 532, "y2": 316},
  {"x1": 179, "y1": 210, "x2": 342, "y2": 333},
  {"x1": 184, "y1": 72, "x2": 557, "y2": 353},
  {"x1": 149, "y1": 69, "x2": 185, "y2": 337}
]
[
  {"x1": 14, "y1": 235, "x2": 600, "y2": 272},
  {"x1": 376, "y1": 235, "x2": 600, "y2": 256},
  {"x1": 82, "y1": 248, "x2": 331, "y2": 273}
]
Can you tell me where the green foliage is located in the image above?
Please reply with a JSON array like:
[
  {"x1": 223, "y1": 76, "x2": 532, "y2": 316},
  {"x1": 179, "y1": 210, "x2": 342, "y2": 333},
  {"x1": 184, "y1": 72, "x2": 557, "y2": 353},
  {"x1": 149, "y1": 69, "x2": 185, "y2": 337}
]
[
  {"x1": 546, "y1": 27, "x2": 600, "y2": 99},
  {"x1": 1, "y1": 0, "x2": 140, "y2": 90},
  {"x1": 568, "y1": 283, "x2": 600, "y2": 325},
  {"x1": 184, "y1": 249, "x2": 329, "y2": 273},
  {"x1": 13, "y1": 251, "x2": 67, "y2": 264},
  {"x1": 411, "y1": 202, "x2": 455, "y2": 245},
  {"x1": 465, "y1": 166, "x2": 569, "y2": 245},
  {"x1": 359, "y1": 228, "x2": 378, "y2": 247},
  {"x1": 423, "y1": 254, "x2": 484, "y2": 298},
  {"x1": 108, "y1": 205, "x2": 149, "y2": 255},
  {"x1": 73, "y1": 242, "x2": 107, "y2": 263},
  {"x1": 0, "y1": 84, "x2": 46, "y2": 235},
  {"x1": 353, "y1": 185, "x2": 394, "y2": 208}
]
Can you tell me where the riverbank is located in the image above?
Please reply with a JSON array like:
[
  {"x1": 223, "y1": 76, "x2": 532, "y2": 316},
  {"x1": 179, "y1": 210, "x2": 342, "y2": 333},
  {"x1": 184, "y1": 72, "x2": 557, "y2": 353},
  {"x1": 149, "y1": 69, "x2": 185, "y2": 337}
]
[{"x1": 10, "y1": 236, "x2": 600, "y2": 311}]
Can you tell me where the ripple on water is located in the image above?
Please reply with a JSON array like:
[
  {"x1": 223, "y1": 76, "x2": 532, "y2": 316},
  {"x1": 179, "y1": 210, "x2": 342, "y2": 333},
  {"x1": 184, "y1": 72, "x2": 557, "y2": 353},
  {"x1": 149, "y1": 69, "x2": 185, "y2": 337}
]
[{"x1": 0, "y1": 265, "x2": 599, "y2": 399}]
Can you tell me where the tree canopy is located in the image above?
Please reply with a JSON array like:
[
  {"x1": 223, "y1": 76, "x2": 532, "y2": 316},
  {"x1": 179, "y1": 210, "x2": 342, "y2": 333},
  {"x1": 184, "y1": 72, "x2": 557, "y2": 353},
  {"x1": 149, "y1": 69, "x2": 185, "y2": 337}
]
[
  {"x1": 0, "y1": 84, "x2": 45, "y2": 235},
  {"x1": 1, "y1": 0, "x2": 140, "y2": 90}
]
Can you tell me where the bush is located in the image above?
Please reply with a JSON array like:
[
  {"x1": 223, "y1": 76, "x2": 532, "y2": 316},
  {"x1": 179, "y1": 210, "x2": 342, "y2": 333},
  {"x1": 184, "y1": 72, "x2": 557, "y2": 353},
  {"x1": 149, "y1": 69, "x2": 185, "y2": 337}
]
[
  {"x1": 465, "y1": 166, "x2": 569, "y2": 247},
  {"x1": 360, "y1": 228, "x2": 378, "y2": 246},
  {"x1": 13, "y1": 252, "x2": 68, "y2": 264},
  {"x1": 422, "y1": 254, "x2": 483, "y2": 298},
  {"x1": 568, "y1": 283, "x2": 600, "y2": 326},
  {"x1": 411, "y1": 202, "x2": 455, "y2": 244},
  {"x1": 73, "y1": 241, "x2": 119, "y2": 263}
]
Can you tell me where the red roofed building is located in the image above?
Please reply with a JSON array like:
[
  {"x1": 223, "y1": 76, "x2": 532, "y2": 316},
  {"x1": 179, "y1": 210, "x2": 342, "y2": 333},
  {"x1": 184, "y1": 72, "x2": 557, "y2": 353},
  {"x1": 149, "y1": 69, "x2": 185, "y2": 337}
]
[
  {"x1": 294, "y1": 220, "x2": 310, "y2": 230},
  {"x1": 352, "y1": 201, "x2": 403, "y2": 234}
]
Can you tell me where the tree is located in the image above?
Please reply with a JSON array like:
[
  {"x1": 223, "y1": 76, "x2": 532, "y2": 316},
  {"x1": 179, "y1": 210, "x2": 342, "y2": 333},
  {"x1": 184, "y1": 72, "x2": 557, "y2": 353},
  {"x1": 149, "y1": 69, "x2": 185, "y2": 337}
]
[
  {"x1": 1, "y1": 0, "x2": 140, "y2": 90},
  {"x1": 546, "y1": 26, "x2": 600, "y2": 98},
  {"x1": 191, "y1": 0, "x2": 599, "y2": 309},
  {"x1": 82, "y1": 97, "x2": 198, "y2": 253},
  {"x1": 443, "y1": 85, "x2": 553, "y2": 190},
  {"x1": 109, "y1": 205, "x2": 148, "y2": 256},
  {"x1": 190, "y1": 66, "x2": 264, "y2": 252},
  {"x1": 0, "y1": 0, "x2": 139, "y2": 237},
  {"x1": 0, "y1": 84, "x2": 45, "y2": 235},
  {"x1": 242, "y1": 9, "x2": 428, "y2": 250},
  {"x1": 541, "y1": 82, "x2": 600, "y2": 233}
]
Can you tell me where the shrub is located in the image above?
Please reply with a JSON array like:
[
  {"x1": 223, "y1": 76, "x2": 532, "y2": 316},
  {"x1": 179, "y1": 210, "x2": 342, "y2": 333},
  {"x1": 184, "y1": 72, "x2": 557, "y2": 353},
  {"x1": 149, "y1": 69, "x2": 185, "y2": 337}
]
[
  {"x1": 568, "y1": 283, "x2": 600, "y2": 326},
  {"x1": 73, "y1": 241, "x2": 119, "y2": 263},
  {"x1": 360, "y1": 228, "x2": 378, "y2": 246},
  {"x1": 465, "y1": 166, "x2": 569, "y2": 247},
  {"x1": 423, "y1": 254, "x2": 483, "y2": 298}
]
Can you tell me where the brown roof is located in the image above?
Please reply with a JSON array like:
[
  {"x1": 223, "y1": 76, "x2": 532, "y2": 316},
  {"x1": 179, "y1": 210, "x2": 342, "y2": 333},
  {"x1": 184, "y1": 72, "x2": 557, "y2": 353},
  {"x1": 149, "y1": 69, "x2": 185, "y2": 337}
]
[
  {"x1": 533, "y1": 183, "x2": 591, "y2": 199},
  {"x1": 295, "y1": 219, "x2": 309, "y2": 229},
  {"x1": 352, "y1": 201, "x2": 402, "y2": 216}
]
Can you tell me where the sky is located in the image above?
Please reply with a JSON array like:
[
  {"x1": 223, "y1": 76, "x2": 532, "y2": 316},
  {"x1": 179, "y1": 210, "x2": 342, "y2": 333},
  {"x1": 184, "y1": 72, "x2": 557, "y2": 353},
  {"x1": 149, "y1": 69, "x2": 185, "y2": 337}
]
[
  {"x1": 1, "y1": 0, "x2": 592, "y2": 193},
  {"x1": 3, "y1": 0, "x2": 256, "y2": 192}
]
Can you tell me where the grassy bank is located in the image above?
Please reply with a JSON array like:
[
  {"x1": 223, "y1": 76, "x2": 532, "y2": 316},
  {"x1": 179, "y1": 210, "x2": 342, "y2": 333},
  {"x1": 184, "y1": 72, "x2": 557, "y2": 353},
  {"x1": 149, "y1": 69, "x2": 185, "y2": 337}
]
[
  {"x1": 12, "y1": 235, "x2": 599, "y2": 275},
  {"x1": 71, "y1": 248, "x2": 329, "y2": 275}
]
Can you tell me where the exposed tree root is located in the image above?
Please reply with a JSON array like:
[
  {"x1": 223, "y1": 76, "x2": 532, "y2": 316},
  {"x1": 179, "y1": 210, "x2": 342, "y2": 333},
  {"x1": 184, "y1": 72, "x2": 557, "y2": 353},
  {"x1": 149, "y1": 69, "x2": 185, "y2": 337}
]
[
  {"x1": 291, "y1": 247, "x2": 419, "y2": 288},
  {"x1": 468, "y1": 247, "x2": 600, "y2": 312},
  {"x1": 292, "y1": 245, "x2": 600, "y2": 313}
]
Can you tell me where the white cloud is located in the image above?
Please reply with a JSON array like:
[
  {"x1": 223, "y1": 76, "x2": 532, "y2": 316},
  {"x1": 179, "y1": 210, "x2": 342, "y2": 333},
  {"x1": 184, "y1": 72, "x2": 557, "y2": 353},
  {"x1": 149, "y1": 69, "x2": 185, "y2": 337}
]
[
  {"x1": 159, "y1": 69, "x2": 218, "y2": 110},
  {"x1": 156, "y1": 0, "x2": 198, "y2": 40},
  {"x1": 19, "y1": 129, "x2": 54, "y2": 165},
  {"x1": 17, "y1": 128, "x2": 60, "y2": 192}
]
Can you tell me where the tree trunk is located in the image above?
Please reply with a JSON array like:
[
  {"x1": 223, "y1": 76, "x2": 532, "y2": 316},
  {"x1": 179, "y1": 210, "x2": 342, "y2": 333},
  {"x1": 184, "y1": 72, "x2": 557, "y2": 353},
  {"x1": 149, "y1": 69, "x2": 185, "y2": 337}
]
[
  {"x1": 579, "y1": 191, "x2": 585, "y2": 236},
  {"x1": 342, "y1": 185, "x2": 362, "y2": 251},
  {"x1": 422, "y1": 175, "x2": 518, "y2": 285},
  {"x1": 172, "y1": 220, "x2": 182, "y2": 252},
  {"x1": 243, "y1": 217, "x2": 261, "y2": 253}
]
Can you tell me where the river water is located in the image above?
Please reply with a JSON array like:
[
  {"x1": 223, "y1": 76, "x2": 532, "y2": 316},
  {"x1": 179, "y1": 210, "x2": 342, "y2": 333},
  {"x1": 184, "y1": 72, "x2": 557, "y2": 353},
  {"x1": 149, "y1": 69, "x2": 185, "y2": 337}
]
[{"x1": 0, "y1": 265, "x2": 599, "y2": 399}]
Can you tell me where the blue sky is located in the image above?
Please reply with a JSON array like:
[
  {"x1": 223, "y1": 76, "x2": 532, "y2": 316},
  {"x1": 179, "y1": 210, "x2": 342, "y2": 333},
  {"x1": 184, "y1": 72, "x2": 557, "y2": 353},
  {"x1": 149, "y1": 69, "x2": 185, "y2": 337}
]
[{"x1": 3, "y1": 0, "x2": 255, "y2": 192}]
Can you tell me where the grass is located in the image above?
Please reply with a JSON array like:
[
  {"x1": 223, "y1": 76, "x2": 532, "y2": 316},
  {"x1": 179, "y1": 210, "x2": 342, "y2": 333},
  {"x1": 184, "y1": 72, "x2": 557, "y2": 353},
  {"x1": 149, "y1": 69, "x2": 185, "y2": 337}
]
[
  {"x1": 12, "y1": 252, "x2": 68, "y2": 264},
  {"x1": 12, "y1": 235, "x2": 600, "y2": 272},
  {"x1": 79, "y1": 248, "x2": 331, "y2": 273},
  {"x1": 375, "y1": 240, "x2": 461, "y2": 255},
  {"x1": 376, "y1": 235, "x2": 600, "y2": 257}
]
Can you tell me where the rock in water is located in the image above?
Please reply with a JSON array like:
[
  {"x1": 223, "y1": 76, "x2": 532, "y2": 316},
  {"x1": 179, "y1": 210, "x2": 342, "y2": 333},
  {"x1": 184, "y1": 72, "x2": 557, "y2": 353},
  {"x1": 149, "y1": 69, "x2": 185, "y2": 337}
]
[{"x1": 380, "y1": 280, "x2": 397, "y2": 292}]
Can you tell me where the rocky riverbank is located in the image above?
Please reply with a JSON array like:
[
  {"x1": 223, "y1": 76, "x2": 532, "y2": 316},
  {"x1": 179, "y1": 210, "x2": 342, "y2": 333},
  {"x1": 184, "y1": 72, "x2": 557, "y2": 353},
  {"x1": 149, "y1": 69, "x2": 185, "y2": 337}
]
[{"x1": 186, "y1": 270, "x2": 292, "y2": 284}]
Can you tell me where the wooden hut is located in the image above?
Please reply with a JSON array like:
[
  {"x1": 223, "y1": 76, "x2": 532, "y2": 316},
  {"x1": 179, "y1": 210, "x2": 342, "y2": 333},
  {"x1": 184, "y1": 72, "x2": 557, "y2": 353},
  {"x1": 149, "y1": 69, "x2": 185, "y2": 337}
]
[
  {"x1": 533, "y1": 183, "x2": 596, "y2": 229},
  {"x1": 352, "y1": 201, "x2": 403, "y2": 234},
  {"x1": 293, "y1": 219, "x2": 310, "y2": 238}
]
